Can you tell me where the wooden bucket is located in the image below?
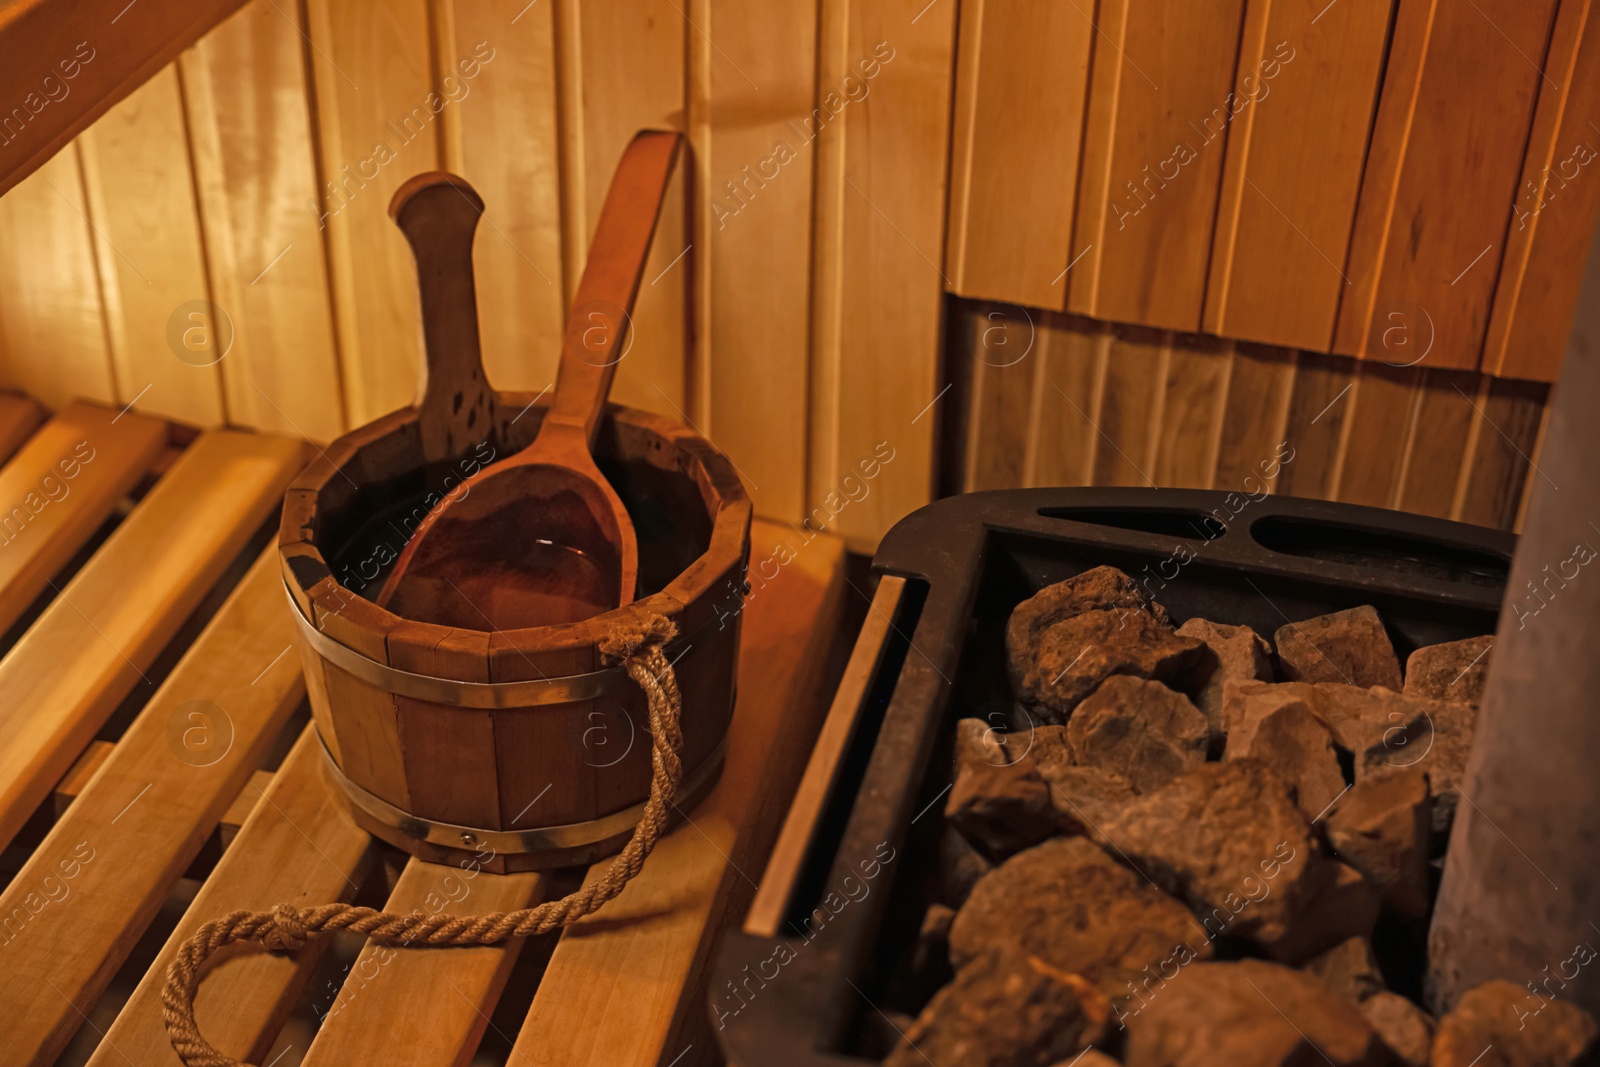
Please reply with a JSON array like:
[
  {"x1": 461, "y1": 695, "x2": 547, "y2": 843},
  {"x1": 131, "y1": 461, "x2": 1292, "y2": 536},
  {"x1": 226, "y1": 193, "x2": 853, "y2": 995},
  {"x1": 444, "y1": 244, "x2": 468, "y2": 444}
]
[{"x1": 277, "y1": 139, "x2": 750, "y2": 874}]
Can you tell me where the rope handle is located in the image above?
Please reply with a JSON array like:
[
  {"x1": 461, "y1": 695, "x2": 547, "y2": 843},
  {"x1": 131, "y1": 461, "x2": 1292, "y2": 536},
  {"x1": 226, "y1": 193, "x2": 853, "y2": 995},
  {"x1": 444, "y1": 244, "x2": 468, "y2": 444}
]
[{"x1": 163, "y1": 615, "x2": 684, "y2": 1067}]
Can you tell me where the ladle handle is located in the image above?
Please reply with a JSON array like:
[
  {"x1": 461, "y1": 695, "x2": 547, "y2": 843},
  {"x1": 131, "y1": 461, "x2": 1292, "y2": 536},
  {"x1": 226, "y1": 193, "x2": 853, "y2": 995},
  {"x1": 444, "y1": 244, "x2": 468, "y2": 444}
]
[
  {"x1": 391, "y1": 172, "x2": 495, "y2": 461},
  {"x1": 543, "y1": 130, "x2": 685, "y2": 449}
]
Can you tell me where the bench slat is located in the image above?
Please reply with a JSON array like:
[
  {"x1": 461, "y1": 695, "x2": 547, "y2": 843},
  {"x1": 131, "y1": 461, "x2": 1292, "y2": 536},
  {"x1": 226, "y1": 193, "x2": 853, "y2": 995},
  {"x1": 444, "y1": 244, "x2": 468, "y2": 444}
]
[
  {"x1": 0, "y1": 393, "x2": 46, "y2": 464},
  {"x1": 0, "y1": 549, "x2": 306, "y2": 1066},
  {"x1": 0, "y1": 430, "x2": 305, "y2": 852}
]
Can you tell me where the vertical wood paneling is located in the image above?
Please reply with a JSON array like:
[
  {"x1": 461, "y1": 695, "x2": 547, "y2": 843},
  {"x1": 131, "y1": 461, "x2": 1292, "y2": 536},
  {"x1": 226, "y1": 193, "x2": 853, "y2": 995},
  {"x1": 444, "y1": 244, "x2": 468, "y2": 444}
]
[
  {"x1": 962, "y1": 306, "x2": 1037, "y2": 492},
  {"x1": 304, "y1": 0, "x2": 438, "y2": 425},
  {"x1": 1069, "y1": 0, "x2": 1248, "y2": 331},
  {"x1": 0, "y1": 150, "x2": 117, "y2": 409},
  {"x1": 809, "y1": 0, "x2": 957, "y2": 548},
  {"x1": 78, "y1": 65, "x2": 226, "y2": 425},
  {"x1": 693, "y1": 0, "x2": 818, "y2": 522},
  {"x1": 1455, "y1": 377, "x2": 1549, "y2": 527},
  {"x1": 1214, "y1": 342, "x2": 1294, "y2": 491},
  {"x1": 182, "y1": 0, "x2": 347, "y2": 442},
  {"x1": 1091, "y1": 325, "x2": 1164, "y2": 486},
  {"x1": 1033, "y1": 314, "x2": 1108, "y2": 489},
  {"x1": 945, "y1": 0, "x2": 1093, "y2": 308},
  {"x1": 1484, "y1": 0, "x2": 1600, "y2": 381},
  {"x1": 1154, "y1": 334, "x2": 1230, "y2": 488},
  {"x1": 436, "y1": 0, "x2": 568, "y2": 395},
  {"x1": 1277, "y1": 351, "x2": 1356, "y2": 500},
  {"x1": 1395, "y1": 369, "x2": 1479, "y2": 518},
  {"x1": 1328, "y1": 363, "x2": 1422, "y2": 507},
  {"x1": 1205, "y1": 0, "x2": 1392, "y2": 351},
  {"x1": 560, "y1": 0, "x2": 688, "y2": 416},
  {"x1": 1334, "y1": 0, "x2": 1560, "y2": 370}
]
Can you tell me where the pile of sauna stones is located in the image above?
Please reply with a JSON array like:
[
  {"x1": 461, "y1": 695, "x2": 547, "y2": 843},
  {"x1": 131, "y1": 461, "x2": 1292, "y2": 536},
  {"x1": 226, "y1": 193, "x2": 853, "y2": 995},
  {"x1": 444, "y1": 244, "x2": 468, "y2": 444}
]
[{"x1": 878, "y1": 566, "x2": 1597, "y2": 1067}]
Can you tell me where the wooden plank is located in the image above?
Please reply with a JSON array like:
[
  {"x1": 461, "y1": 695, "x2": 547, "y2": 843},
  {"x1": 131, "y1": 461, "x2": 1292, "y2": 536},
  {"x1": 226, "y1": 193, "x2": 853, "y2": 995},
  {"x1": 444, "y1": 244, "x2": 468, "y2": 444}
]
[
  {"x1": 52, "y1": 738, "x2": 113, "y2": 818},
  {"x1": 77, "y1": 64, "x2": 227, "y2": 426},
  {"x1": 1334, "y1": 0, "x2": 1560, "y2": 369},
  {"x1": 0, "y1": 430, "x2": 305, "y2": 852},
  {"x1": 1277, "y1": 351, "x2": 1357, "y2": 500},
  {"x1": 1214, "y1": 343, "x2": 1295, "y2": 493},
  {"x1": 302, "y1": 861, "x2": 549, "y2": 1066},
  {"x1": 1455, "y1": 376, "x2": 1550, "y2": 528},
  {"x1": 218, "y1": 768, "x2": 275, "y2": 848},
  {"x1": 436, "y1": 0, "x2": 567, "y2": 396},
  {"x1": 809, "y1": 0, "x2": 956, "y2": 550},
  {"x1": 0, "y1": 149, "x2": 118, "y2": 410},
  {"x1": 0, "y1": 401, "x2": 166, "y2": 635},
  {"x1": 1153, "y1": 335, "x2": 1231, "y2": 489},
  {"x1": 1091, "y1": 325, "x2": 1165, "y2": 487},
  {"x1": 0, "y1": 550, "x2": 307, "y2": 1067},
  {"x1": 305, "y1": 0, "x2": 439, "y2": 425},
  {"x1": 945, "y1": 0, "x2": 1094, "y2": 308},
  {"x1": 694, "y1": 0, "x2": 818, "y2": 522},
  {"x1": 1395, "y1": 369, "x2": 1479, "y2": 519},
  {"x1": 0, "y1": 0, "x2": 248, "y2": 198},
  {"x1": 1329, "y1": 363, "x2": 1422, "y2": 507},
  {"x1": 514, "y1": 519, "x2": 847, "y2": 1066},
  {"x1": 0, "y1": 393, "x2": 45, "y2": 463},
  {"x1": 560, "y1": 0, "x2": 689, "y2": 416},
  {"x1": 91, "y1": 729, "x2": 374, "y2": 1067},
  {"x1": 1205, "y1": 0, "x2": 1392, "y2": 351},
  {"x1": 181, "y1": 0, "x2": 347, "y2": 442},
  {"x1": 964, "y1": 305, "x2": 1039, "y2": 492},
  {"x1": 1484, "y1": 0, "x2": 1600, "y2": 381},
  {"x1": 1069, "y1": 0, "x2": 1248, "y2": 331},
  {"x1": 1032, "y1": 314, "x2": 1108, "y2": 488}
]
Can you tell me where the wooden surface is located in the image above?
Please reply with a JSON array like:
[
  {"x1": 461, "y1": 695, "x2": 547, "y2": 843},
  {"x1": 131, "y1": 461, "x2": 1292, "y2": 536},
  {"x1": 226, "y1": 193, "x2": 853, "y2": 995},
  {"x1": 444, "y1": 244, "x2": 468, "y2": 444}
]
[
  {"x1": 0, "y1": 429, "x2": 305, "y2": 853},
  {"x1": 951, "y1": 301, "x2": 1548, "y2": 532}
]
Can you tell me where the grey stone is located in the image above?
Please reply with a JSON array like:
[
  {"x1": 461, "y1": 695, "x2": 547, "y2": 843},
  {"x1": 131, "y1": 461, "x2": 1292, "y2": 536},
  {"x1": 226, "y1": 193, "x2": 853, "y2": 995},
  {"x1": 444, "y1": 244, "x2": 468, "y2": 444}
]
[
  {"x1": 1432, "y1": 980, "x2": 1597, "y2": 1066},
  {"x1": 1027, "y1": 610, "x2": 1207, "y2": 722},
  {"x1": 1326, "y1": 766, "x2": 1433, "y2": 918},
  {"x1": 1223, "y1": 685, "x2": 1346, "y2": 823},
  {"x1": 945, "y1": 754, "x2": 1061, "y2": 862},
  {"x1": 1403, "y1": 635, "x2": 1493, "y2": 707},
  {"x1": 1360, "y1": 992, "x2": 1434, "y2": 1067},
  {"x1": 1274, "y1": 605, "x2": 1402, "y2": 690},
  {"x1": 1067, "y1": 676, "x2": 1210, "y2": 793},
  {"x1": 1177, "y1": 617, "x2": 1274, "y2": 732},
  {"x1": 1305, "y1": 936, "x2": 1387, "y2": 1005}
]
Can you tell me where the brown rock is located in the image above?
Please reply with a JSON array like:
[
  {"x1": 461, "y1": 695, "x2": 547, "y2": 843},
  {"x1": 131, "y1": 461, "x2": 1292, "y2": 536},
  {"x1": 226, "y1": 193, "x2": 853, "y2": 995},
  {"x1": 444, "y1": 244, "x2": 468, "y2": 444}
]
[
  {"x1": 954, "y1": 716, "x2": 1010, "y2": 773},
  {"x1": 945, "y1": 755, "x2": 1061, "y2": 862},
  {"x1": 1326, "y1": 767, "x2": 1433, "y2": 917},
  {"x1": 1098, "y1": 761, "x2": 1329, "y2": 948},
  {"x1": 1265, "y1": 861, "x2": 1381, "y2": 964},
  {"x1": 1223, "y1": 680, "x2": 1392, "y2": 756},
  {"x1": 1049, "y1": 1054, "x2": 1120, "y2": 1067},
  {"x1": 1010, "y1": 567, "x2": 1173, "y2": 661},
  {"x1": 885, "y1": 946, "x2": 1110, "y2": 1067},
  {"x1": 1274, "y1": 605, "x2": 1403, "y2": 689},
  {"x1": 1404, "y1": 635, "x2": 1493, "y2": 707},
  {"x1": 1432, "y1": 980, "x2": 1598, "y2": 1066},
  {"x1": 1177, "y1": 617, "x2": 1274, "y2": 731},
  {"x1": 1361, "y1": 992, "x2": 1434, "y2": 1067},
  {"x1": 1224, "y1": 686, "x2": 1346, "y2": 822},
  {"x1": 949, "y1": 837, "x2": 1211, "y2": 1000},
  {"x1": 1122, "y1": 959, "x2": 1390, "y2": 1066},
  {"x1": 1306, "y1": 936, "x2": 1387, "y2": 1005},
  {"x1": 938, "y1": 824, "x2": 991, "y2": 906},
  {"x1": 1358, "y1": 693, "x2": 1477, "y2": 835},
  {"x1": 1028, "y1": 610, "x2": 1207, "y2": 721},
  {"x1": 1068, "y1": 676, "x2": 1211, "y2": 792},
  {"x1": 1028, "y1": 724, "x2": 1137, "y2": 835},
  {"x1": 885, "y1": 903, "x2": 956, "y2": 1009}
]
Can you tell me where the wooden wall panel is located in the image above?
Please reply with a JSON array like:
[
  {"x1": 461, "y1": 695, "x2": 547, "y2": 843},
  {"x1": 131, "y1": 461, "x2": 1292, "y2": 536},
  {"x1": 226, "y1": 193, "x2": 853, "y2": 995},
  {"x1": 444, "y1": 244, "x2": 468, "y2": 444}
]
[
  {"x1": 1091, "y1": 325, "x2": 1165, "y2": 487},
  {"x1": 1484, "y1": 0, "x2": 1600, "y2": 381},
  {"x1": 304, "y1": 0, "x2": 438, "y2": 426},
  {"x1": 961, "y1": 307, "x2": 1037, "y2": 492},
  {"x1": 945, "y1": 0, "x2": 1093, "y2": 308},
  {"x1": 691, "y1": 0, "x2": 818, "y2": 522},
  {"x1": 1153, "y1": 336, "x2": 1230, "y2": 489},
  {"x1": 0, "y1": 150, "x2": 117, "y2": 410},
  {"x1": 1214, "y1": 343, "x2": 1295, "y2": 492},
  {"x1": 559, "y1": 0, "x2": 689, "y2": 416},
  {"x1": 1454, "y1": 377, "x2": 1549, "y2": 528},
  {"x1": 1335, "y1": 0, "x2": 1560, "y2": 370},
  {"x1": 1070, "y1": 0, "x2": 1248, "y2": 331},
  {"x1": 182, "y1": 0, "x2": 347, "y2": 442},
  {"x1": 809, "y1": 0, "x2": 956, "y2": 549},
  {"x1": 435, "y1": 0, "x2": 568, "y2": 396},
  {"x1": 1276, "y1": 351, "x2": 1355, "y2": 500},
  {"x1": 1032, "y1": 314, "x2": 1108, "y2": 490},
  {"x1": 1205, "y1": 0, "x2": 1392, "y2": 351}
]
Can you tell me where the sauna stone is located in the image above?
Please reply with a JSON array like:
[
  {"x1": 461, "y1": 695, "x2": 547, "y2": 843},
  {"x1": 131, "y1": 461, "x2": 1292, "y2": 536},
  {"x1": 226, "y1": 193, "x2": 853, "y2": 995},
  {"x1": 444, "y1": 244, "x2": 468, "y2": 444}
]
[
  {"x1": 1325, "y1": 766, "x2": 1433, "y2": 918},
  {"x1": 1066, "y1": 676, "x2": 1210, "y2": 793},
  {"x1": 1176, "y1": 617, "x2": 1274, "y2": 731},
  {"x1": 1122, "y1": 959, "x2": 1390, "y2": 1067},
  {"x1": 938, "y1": 824, "x2": 991, "y2": 907},
  {"x1": 1267, "y1": 862, "x2": 1380, "y2": 965},
  {"x1": 1358, "y1": 693, "x2": 1477, "y2": 836},
  {"x1": 1274, "y1": 605, "x2": 1403, "y2": 689},
  {"x1": 1360, "y1": 991, "x2": 1434, "y2": 1067},
  {"x1": 953, "y1": 716, "x2": 1009, "y2": 774},
  {"x1": 884, "y1": 903, "x2": 955, "y2": 1009},
  {"x1": 1224, "y1": 686, "x2": 1345, "y2": 822},
  {"x1": 1403, "y1": 635, "x2": 1493, "y2": 707},
  {"x1": 884, "y1": 946, "x2": 1109, "y2": 1067},
  {"x1": 1306, "y1": 937, "x2": 1387, "y2": 1004},
  {"x1": 1031, "y1": 760, "x2": 1137, "y2": 838},
  {"x1": 1098, "y1": 761, "x2": 1327, "y2": 946},
  {"x1": 1431, "y1": 981, "x2": 1598, "y2": 1066},
  {"x1": 1028, "y1": 610, "x2": 1206, "y2": 722},
  {"x1": 945, "y1": 755, "x2": 1060, "y2": 862},
  {"x1": 948, "y1": 837, "x2": 1211, "y2": 999}
]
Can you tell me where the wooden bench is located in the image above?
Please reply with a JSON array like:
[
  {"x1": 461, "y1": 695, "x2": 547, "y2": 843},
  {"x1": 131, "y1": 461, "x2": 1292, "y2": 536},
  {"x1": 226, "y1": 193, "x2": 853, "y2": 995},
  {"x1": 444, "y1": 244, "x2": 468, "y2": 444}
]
[{"x1": 0, "y1": 394, "x2": 848, "y2": 1067}]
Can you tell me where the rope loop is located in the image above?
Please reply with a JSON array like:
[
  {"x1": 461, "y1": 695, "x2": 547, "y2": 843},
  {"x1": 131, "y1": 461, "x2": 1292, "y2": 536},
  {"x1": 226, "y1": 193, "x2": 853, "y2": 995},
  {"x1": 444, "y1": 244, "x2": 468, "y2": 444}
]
[{"x1": 163, "y1": 614, "x2": 683, "y2": 1067}]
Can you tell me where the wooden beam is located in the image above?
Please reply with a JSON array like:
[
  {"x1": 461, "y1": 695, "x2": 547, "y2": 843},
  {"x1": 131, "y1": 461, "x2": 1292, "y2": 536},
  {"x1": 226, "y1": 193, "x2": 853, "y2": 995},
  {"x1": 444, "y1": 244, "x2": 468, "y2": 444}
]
[{"x1": 0, "y1": 0, "x2": 250, "y2": 198}]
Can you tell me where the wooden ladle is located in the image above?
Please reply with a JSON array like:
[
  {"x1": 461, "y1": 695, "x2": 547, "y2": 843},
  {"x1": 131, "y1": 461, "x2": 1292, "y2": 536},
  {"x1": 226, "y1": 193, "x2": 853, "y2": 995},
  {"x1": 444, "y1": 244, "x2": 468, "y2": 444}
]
[{"x1": 377, "y1": 130, "x2": 685, "y2": 632}]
